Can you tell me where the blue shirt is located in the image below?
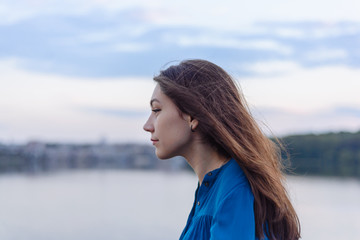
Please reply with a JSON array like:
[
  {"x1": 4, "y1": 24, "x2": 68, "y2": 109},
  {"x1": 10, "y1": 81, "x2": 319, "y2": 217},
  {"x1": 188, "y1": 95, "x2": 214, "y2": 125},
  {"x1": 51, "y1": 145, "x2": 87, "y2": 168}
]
[{"x1": 179, "y1": 158, "x2": 268, "y2": 240}]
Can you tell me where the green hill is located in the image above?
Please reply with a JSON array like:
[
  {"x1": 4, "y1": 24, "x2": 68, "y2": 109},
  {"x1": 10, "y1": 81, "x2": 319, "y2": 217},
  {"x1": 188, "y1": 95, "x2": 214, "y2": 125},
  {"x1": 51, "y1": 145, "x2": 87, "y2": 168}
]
[{"x1": 279, "y1": 131, "x2": 360, "y2": 177}]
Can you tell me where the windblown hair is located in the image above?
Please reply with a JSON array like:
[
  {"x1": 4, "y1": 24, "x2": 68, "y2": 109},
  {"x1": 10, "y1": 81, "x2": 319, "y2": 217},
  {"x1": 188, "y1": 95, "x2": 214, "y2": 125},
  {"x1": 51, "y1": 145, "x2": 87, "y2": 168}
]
[{"x1": 154, "y1": 59, "x2": 300, "y2": 240}]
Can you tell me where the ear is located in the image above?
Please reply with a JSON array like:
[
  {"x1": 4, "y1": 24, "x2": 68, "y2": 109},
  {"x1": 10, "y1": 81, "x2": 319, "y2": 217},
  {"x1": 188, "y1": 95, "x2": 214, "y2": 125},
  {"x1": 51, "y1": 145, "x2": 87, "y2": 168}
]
[{"x1": 189, "y1": 117, "x2": 199, "y2": 131}]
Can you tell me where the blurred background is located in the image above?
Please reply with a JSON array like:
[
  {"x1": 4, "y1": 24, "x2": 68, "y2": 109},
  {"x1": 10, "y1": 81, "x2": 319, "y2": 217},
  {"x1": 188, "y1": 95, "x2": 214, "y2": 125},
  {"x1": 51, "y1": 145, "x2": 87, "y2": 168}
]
[{"x1": 0, "y1": 0, "x2": 359, "y2": 239}]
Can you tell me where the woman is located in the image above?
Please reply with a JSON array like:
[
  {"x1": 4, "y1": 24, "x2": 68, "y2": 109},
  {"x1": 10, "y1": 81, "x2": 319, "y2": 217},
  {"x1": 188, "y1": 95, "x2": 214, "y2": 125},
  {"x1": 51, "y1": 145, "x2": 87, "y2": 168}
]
[{"x1": 143, "y1": 59, "x2": 300, "y2": 240}]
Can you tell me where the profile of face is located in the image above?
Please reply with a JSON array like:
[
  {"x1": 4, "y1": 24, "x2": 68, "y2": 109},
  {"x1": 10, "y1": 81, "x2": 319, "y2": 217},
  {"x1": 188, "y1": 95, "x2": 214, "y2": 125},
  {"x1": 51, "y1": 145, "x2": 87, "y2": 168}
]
[{"x1": 143, "y1": 84, "x2": 196, "y2": 159}]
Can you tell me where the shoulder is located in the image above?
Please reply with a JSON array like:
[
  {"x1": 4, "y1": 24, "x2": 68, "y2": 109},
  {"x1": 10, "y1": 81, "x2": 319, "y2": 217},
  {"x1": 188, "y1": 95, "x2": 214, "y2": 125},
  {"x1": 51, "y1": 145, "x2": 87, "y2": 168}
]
[
  {"x1": 209, "y1": 161, "x2": 256, "y2": 239},
  {"x1": 214, "y1": 178, "x2": 254, "y2": 220},
  {"x1": 213, "y1": 159, "x2": 254, "y2": 206}
]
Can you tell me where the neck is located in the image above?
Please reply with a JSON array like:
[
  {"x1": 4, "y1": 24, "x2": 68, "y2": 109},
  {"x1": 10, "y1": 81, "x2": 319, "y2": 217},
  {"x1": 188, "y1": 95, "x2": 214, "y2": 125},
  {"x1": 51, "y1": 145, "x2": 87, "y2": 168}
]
[{"x1": 183, "y1": 142, "x2": 228, "y2": 185}]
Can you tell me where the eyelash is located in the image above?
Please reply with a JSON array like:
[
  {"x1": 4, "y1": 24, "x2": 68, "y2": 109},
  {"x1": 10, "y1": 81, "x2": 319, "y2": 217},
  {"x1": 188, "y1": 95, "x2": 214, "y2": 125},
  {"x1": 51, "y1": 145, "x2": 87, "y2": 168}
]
[{"x1": 152, "y1": 109, "x2": 161, "y2": 113}]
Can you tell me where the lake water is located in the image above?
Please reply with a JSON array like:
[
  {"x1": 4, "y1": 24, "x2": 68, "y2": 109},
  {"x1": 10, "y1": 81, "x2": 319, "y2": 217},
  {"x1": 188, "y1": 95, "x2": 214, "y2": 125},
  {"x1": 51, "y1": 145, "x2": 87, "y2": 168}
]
[{"x1": 0, "y1": 170, "x2": 359, "y2": 240}]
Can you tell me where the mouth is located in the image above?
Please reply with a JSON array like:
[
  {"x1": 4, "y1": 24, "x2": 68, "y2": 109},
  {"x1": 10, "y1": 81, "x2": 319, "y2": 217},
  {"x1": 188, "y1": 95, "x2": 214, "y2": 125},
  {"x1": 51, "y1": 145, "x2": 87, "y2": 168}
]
[{"x1": 151, "y1": 139, "x2": 159, "y2": 145}]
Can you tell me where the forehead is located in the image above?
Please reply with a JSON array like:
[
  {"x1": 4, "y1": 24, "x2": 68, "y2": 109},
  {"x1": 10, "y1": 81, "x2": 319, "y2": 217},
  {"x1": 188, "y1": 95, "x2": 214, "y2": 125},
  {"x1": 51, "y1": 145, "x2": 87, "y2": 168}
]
[
  {"x1": 151, "y1": 84, "x2": 162, "y2": 99},
  {"x1": 150, "y1": 84, "x2": 168, "y2": 107},
  {"x1": 150, "y1": 84, "x2": 179, "y2": 111}
]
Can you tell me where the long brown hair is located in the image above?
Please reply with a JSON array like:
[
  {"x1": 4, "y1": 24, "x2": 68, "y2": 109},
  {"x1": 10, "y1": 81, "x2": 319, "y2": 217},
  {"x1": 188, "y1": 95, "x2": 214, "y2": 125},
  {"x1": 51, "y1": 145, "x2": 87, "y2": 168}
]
[{"x1": 154, "y1": 59, "x2": 300, "y2": 240}]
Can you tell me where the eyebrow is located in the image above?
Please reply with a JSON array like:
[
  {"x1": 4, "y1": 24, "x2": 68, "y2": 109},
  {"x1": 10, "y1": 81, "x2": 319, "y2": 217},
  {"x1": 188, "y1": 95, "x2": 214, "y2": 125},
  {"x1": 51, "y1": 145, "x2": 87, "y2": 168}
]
[{"x1": 150, "y1": 98, "x2": 160, "y2": 106}]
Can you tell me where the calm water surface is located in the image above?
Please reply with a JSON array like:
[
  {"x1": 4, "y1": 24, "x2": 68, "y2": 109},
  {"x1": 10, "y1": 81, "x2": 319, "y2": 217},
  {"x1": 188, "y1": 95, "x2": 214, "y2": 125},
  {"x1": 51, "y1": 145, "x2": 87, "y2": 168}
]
[{"x1": 0, "y1": 170, "x2": 359, "y2": 240}]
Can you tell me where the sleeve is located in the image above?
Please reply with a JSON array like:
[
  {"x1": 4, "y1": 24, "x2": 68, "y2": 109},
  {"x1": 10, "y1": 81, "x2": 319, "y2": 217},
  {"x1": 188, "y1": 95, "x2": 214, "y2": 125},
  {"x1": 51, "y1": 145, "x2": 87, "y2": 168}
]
[{"x1": 210, "y1": 185, "x2": 255, "y2": 240}]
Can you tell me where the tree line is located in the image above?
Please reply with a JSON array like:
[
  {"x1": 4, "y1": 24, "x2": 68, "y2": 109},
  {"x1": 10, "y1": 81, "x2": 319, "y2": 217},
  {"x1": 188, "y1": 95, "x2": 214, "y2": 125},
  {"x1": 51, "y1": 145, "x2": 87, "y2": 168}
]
[{"x1": 278, "y1": 131, "x2": 360, "y2": 177}]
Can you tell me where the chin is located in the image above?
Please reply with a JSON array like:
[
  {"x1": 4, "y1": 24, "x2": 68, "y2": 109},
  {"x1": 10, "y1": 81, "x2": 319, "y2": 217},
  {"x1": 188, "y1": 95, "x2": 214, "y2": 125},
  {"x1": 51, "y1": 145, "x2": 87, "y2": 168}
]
[{"x1": 155, "y1": 149, "x2": 175, "y2": 160}]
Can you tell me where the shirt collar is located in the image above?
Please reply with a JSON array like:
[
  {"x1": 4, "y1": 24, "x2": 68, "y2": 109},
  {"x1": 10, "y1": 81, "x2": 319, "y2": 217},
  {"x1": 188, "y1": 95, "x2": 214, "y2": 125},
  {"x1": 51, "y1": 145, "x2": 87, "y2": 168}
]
[{"x1": 200, "y1": 158, "x2": 235, "y2": 187}]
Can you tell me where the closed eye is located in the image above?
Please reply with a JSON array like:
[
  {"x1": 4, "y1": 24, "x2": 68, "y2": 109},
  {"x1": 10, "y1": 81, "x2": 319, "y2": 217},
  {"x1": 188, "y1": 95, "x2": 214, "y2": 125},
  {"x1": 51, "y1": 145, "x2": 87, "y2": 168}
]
[{"x1": 152, "y1": 109, "x2": 161, "y2": 113}]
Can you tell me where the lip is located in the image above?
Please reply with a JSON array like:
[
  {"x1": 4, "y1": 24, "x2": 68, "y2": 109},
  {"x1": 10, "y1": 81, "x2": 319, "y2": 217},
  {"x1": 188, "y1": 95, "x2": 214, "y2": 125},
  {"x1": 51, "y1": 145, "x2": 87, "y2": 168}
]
[{"x1": 151, "y1": 139, "x2": 159, "y2": 145}]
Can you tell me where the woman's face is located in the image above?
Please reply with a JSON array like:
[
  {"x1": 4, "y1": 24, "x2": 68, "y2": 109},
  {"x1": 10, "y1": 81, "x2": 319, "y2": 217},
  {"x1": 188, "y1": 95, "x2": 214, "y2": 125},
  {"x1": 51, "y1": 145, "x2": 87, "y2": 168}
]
[{"x1": 143, "y1": 84, "x2": 193, "y2": 159}]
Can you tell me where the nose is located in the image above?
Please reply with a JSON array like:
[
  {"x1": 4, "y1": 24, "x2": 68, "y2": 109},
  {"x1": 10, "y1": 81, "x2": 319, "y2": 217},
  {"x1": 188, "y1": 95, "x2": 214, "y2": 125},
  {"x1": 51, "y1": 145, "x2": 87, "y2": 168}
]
[{"x1": 143, "y1": 116, "x2": 154, "y2": 133}]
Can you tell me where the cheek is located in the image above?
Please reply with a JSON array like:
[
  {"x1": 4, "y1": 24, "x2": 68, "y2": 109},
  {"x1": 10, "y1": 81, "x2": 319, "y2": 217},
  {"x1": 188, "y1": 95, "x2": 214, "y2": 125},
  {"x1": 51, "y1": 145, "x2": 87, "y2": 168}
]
[
  {"x1": 163, "y1": 115, "x2": 188, "y2": 133},
  {"x1": 156, "y1": 113, "x2": 190, "y2": 143}
]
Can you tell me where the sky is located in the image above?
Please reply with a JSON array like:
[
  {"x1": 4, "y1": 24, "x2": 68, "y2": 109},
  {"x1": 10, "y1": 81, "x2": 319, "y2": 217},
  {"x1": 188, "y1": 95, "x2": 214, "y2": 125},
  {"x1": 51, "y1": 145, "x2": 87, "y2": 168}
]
[{"x1": 0, "y1": 0, "x2": 360, "y2": 144}]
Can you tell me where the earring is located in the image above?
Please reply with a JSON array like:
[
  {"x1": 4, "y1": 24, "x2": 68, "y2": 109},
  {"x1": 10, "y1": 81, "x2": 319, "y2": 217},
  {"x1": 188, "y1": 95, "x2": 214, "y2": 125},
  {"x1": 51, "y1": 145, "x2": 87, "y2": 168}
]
[{"x1": 191, "y1": 125, "x2": 195, "y2": 132}]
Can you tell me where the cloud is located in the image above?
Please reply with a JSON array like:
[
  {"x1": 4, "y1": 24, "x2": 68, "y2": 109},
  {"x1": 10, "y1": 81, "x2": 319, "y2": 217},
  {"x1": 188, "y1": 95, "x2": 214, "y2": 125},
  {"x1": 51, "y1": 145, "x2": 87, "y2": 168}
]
[
  {"x1": 113, "y1": 42, "x2": 151, "y2": 52},
  {"x1": 261, "y1": 22, "x2": 360, "y2": 39},
  {"x1": 253, "y1": 106, "x2": 360, "y2": 137},
  {"x1": 239, "y1": 62, "x2": 360, "y2": 113},
  {"x1": 0, "y1": 58, "x2": 154, "y2": 143},
  {"x1": 239, "y1": 61, "x2": 301, "y2": 76},
  {"x1": 1, "y1": 12, "x2": 359, "y2": 78},
  {"x1": 0, "y1": 0, "x2": 152, "y2": 25},
  {"x1": 304, "y1": 48, "x2": 348, "y2": 62},
  {"x1": 2, "y1": 0, "x2": 360, "y2": 28},
  {"x1": 169, "y1": 34, "x2": 293, "y2": 55},
  {"x1": 271, "y1": 28, "x2": 306, "y2": 39},
  {"x1": 0, "y1": 59, "x2": 154, "y2": 109},
  {"x1": 1, "y1": 57, "x2": 360, "y2": 143}
]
